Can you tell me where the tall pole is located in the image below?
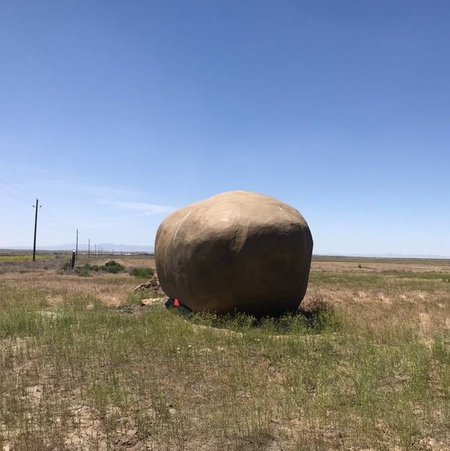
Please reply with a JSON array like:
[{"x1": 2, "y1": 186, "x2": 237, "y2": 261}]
[
  {"x1": 75, "y1": 229, "x2": 79, "y2": 259},
  {"x1": 32, "y1": 198, "x2": 39, "y2": 262},
  {"x1": 88, "y1": 238, "x2": 90, "y2": 258}
]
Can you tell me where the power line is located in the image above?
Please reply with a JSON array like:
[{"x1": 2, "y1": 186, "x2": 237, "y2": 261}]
[
  {"x1": 0, "y1": 177, "x2": 34, "y2": 198},
  {"x1": 0, "y1": 186, "x2": 33, "y2": 207},
  {"x1": 0, "y1": 179, "x2": 67, "y2": 227},
  {"x1": 0, "y1": 179, "x2": 90, "y2": 252},
  {"x1": 0, "y1": 178, "x2": 35, "y2": 206}
]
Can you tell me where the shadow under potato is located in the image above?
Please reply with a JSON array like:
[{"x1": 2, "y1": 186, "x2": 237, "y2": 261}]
[{"x1": 165, "y1": 297, "x2": 339, "y2": 335}]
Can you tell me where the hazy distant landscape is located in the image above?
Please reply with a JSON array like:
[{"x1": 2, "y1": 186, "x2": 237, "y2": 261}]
[
  {"x1": 2, "y1": 245, "x2": 450, "y2": 260},
  {"x1": 0, "y1": 244, "x2": 154, "y2": 253}
]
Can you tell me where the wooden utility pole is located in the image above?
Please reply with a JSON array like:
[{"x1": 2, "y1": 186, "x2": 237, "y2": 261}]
[
  {"x1": 88, "y1": 238, "x2": 90, "y2": 258},
  {"x1": 75, "y1": 229, "x2": 79, "y2": 259},
  {"x1": 32, "y1": 198, "x2": 40, "y2": 262}
]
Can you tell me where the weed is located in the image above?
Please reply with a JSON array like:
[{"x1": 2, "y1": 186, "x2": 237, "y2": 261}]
[
  {"x1": 63, "y1": 260, "x2": 126, "y2": 276},
  {"x1": 129, "y1": 267, "x2": 155, "y2": 278},
  {"x1": 77, "y1": 268, "x2": 92, "y2": 277},
  {"x1": 103, "y1": 260, "x2": 125, "y2": 273},
  {"x1": 61, "y1": 261, "x2": 73, "y2": 271},
  {"x1": 125, "y1": 290, "x2": 152, "y2": 306}
]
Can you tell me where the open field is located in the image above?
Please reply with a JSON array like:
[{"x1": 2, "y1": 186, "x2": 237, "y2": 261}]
[{"x1": 0, "y1": 255, "x2": 449, "y2": 450}]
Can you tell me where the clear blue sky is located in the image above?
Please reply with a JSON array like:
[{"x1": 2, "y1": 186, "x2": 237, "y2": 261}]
[{"x1": 1, "y1": 1, "x2": 449, "y2": 256}]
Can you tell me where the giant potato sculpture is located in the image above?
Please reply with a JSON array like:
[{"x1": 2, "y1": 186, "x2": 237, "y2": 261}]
[{"x1": 155, "y1": 190, "x2": 313, "y2": 317}]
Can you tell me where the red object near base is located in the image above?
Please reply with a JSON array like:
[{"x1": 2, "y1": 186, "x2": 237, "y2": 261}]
[{"x1": 174, "y1": 298, "x2": 180, "y2": 307}]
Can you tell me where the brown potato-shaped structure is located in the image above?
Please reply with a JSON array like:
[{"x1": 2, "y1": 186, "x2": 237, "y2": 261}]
[{"x1": 155, "y1": 190, "x2": 313, "y2": 317}]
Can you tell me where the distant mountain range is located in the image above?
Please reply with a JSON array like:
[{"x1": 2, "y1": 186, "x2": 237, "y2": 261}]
[
  {"x1": 315, "y1": 253, "x2": 450, "y2": 259},
  {"x1": 1, "y1": 246, "x2": 448, "y2": 259},
  {"x1": 1, "y1": 243, "x2": 154, "y2": 253}
]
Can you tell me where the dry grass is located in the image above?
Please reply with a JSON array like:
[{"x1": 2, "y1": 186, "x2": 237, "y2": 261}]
[
  {"x1": 0, "y1": 256, "x2": 154, "y2": 307},
  {"x1": 0, "y1": 255, "x2": 449, "y2": 450}
]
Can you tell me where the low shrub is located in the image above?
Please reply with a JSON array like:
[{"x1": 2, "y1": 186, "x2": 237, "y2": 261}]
[
  {"x1": 129, "y1": 267, "x2": 155, "y2": 279},
  {"x1": 63, "y1": 260, "x2": 126, "y2": 276},
  {"x1": 103, "y1": 260, "x2": 125, "y2": 273}
]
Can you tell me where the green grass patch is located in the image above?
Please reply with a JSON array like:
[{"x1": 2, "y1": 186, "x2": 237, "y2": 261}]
[
  {"x1": 0, "y1": 255, "x2": 48, "y2": 261},
  {"x1": 129, "y1": 266, "x2": 155, "y2": 279},
  {"x1": 380, "y1": 270, "x2": 450, "y2": 281},
  {"x1": 1, "y1": 301, "x2": 447, "y2": 449},
  {"x1": 310, "y1": 271, "x2": 384, "y2": 288},
  {"x1": 62, "y1": 260, "x2": 127, "y2": 275}
]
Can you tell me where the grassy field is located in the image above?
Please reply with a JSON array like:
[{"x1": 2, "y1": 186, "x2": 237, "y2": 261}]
[{"x1": 0, "y1": 255, "x2": 449, "y2": 450}]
